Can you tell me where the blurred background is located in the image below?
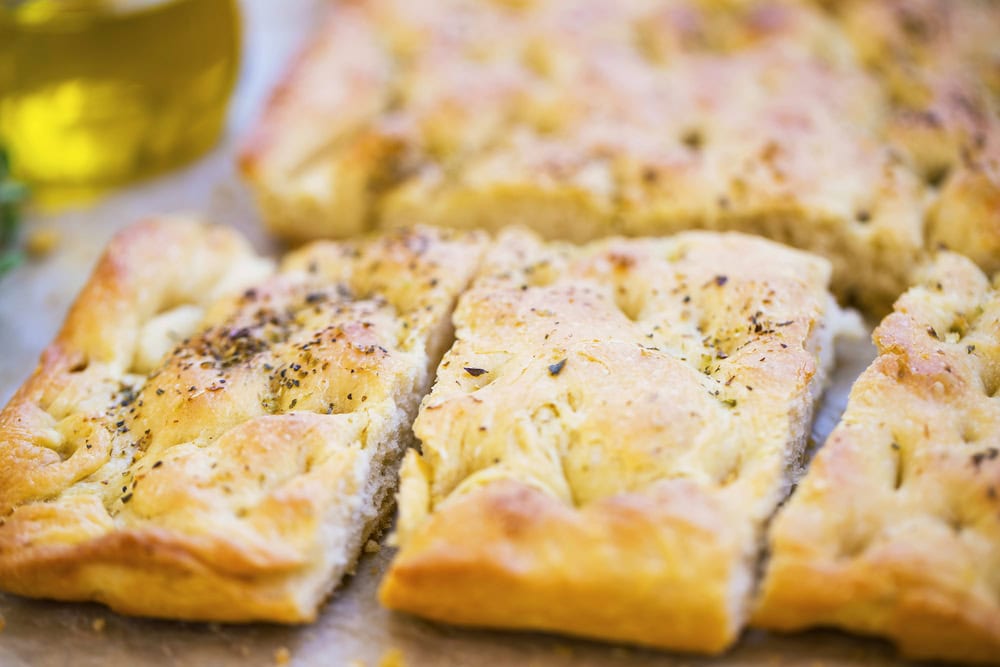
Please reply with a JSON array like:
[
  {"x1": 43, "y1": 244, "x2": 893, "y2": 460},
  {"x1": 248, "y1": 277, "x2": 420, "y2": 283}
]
[
  {"x1": 0, "y1": 0, "x2": 324, "y2": 196},
  {"x1": 0, "y1": 0, "x2": 324, "y2": 404},
  {"x1": 2, "y1": 0, "x2": 241, "y2": 194}
]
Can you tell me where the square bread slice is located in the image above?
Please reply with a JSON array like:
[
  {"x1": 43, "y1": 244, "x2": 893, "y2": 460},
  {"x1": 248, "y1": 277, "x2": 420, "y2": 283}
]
[
  {"x1": 239, "y1": 0, "x2": 928, "y2": 314},
  {"x1": 379, "y1": 228, "x2": 844, "y2": 653},
  {"x1": 753, "y1": 252, "x2": 1000, "y2": 664},
  {"x1": 0, "y1": 218, "x2": 486, "y2": 623}
]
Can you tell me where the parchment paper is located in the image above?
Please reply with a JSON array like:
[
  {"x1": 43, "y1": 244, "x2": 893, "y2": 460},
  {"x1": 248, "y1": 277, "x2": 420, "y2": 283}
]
[{"x1": 0, "y1": 2, "x2": 914, "y2": 664}]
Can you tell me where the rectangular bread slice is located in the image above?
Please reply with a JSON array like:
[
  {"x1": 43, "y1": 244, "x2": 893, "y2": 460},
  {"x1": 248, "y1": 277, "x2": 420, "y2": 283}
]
[
  {"x1": 0, "y1": 218, "x2": 486, "y2": 623},
  {"x1": 376, "y1": 43, "x2": 925, "y2": 315},
  {"x1": 379, "y1": 228, "x2": 841, "y2": 653},
  {"x1": 753, "y1": 252, "x2": 1000, "y2": 664},
  {"x1": 239, "y1": 0, "x2": 927, "y2": 314}
]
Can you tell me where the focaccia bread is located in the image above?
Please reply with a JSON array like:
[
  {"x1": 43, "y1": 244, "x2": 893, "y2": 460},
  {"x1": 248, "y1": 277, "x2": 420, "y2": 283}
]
[
  {"x1": 928, "y1": 137, "x2": 1000, "y2": 280},
  {"x1": 753, "y1": 252, "x2": 1000, "y2": 663},
  {"x1": 238, "y1": 2, "x2": 393, "y2": 242},
  {"x1": 379, "y1": 228, "x2": 844, "y2": 653},
  {"x1": 829, "y1": 0, "x2": 1000, "y2": 279},
  {"x1": 0, "y1": 218, "x2": 486, "y2": 623},
  {"x1": 240, "y1": 0, "x2": 929, "y2": 314},
  {"x1": 830, "y1": 0, "x2": 1000, "y2": 106}
]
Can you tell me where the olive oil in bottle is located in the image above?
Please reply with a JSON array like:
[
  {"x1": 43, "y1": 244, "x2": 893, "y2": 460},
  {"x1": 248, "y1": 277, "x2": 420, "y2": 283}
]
[{"x1": 0, "y1": 0, "x2": 240, "y2": 196}]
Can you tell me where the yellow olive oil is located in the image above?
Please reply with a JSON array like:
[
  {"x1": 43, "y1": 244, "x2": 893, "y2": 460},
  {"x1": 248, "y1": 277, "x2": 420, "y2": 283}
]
[{"x1": 0, "y1": 0, "x2": 240, "y2": 195}]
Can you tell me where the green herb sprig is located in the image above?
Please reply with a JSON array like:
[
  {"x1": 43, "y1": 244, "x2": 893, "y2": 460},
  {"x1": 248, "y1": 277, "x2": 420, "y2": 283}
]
[{"x1": 0, "y1": 148, "x2": 28, "y2": 276}]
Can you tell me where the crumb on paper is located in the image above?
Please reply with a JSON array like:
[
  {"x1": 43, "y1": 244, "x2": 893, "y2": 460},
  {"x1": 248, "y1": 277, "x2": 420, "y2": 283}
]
[
  {"x1": 25, "y1": 228, "x2": 60, "y2": 257},
  {"x1": 364, "y1": 539, "x2": 381, "y2": 554},
  {"x1": 91, "y1": 617, "x2": 106, "y2": 632},
  {"x1": 379, "y1": 647, "x2": 405, "y2": 667},
  {"x1": 274, "y1": 646, "x2": 291, "y2": 664}
]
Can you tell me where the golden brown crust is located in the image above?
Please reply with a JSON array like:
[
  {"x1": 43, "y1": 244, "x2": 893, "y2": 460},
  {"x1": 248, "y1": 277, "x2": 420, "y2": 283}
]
[
  {"x1": 239, "y1": 0, "x2": 936, "y2": 314},
  {"x1": 383, "y1": 479, "x2": 743, "y2": 653},
  {"x1": 753, "y1": 252, "x2": 1000, "y2": 664},
  {"x1": 0, "y1": 219, "x2": 487, "y2": 622},
  {"x1": 381, "y1": 228, "x2": 838, "y2": 653}
]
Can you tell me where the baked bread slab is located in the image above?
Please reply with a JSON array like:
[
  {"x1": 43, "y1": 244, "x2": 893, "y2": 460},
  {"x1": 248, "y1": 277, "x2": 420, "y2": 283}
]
[
  {"x1": 238, "y1": 2, "x2": 394, "y2": 243},
  {"x1": 0, "y1": 218, "x2": 486, "y2": 623},
  {"x1": 753, "y1": 252, "x2": 1000, "y2": 664},
  {"x1": 830, "y1": 0, "x2": 1000, "y2": 279},
  {"x1": 380, "y1": 228, "x2": 842, "y2": 653},
  {"x1": 239, "y1": 0, "x2": 930, "y2": 314}
]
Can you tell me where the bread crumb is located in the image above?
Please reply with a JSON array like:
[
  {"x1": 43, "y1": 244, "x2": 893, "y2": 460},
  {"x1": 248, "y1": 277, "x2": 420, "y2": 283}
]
[
  {"x1": 26, "y1": 228, "x2": 60, "y2": 257},
  {"x1": 0, "y1": 613, "x2": 6, "y2": 632},
  {"x1": 363, "y1": 539, "x2": 381, "y2": 554},
  {"x1": 91, "y1": 617, "x2": 106, "y2": 632},
  {"x1": 379, "y1": 647, "x2": 405, "y2": 667},
  {"x1": 274, "y1": 646, "x2": 291, "y2": 664}
]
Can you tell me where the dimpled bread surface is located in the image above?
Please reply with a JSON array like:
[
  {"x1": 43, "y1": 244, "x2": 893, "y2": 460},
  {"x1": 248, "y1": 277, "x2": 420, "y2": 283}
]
[
  {"x1": 754, "y1": 252, "x2": 1000, "y2": 664},
  {"x1": 0, "y1": 218, "x2": 486, "y2": 622},
  {"x1": 380, "y1": 228, "x2": 842, "y2": 653},
  {"x1": 241, "y1": 0, "x2": 999, "y2": 315}
]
